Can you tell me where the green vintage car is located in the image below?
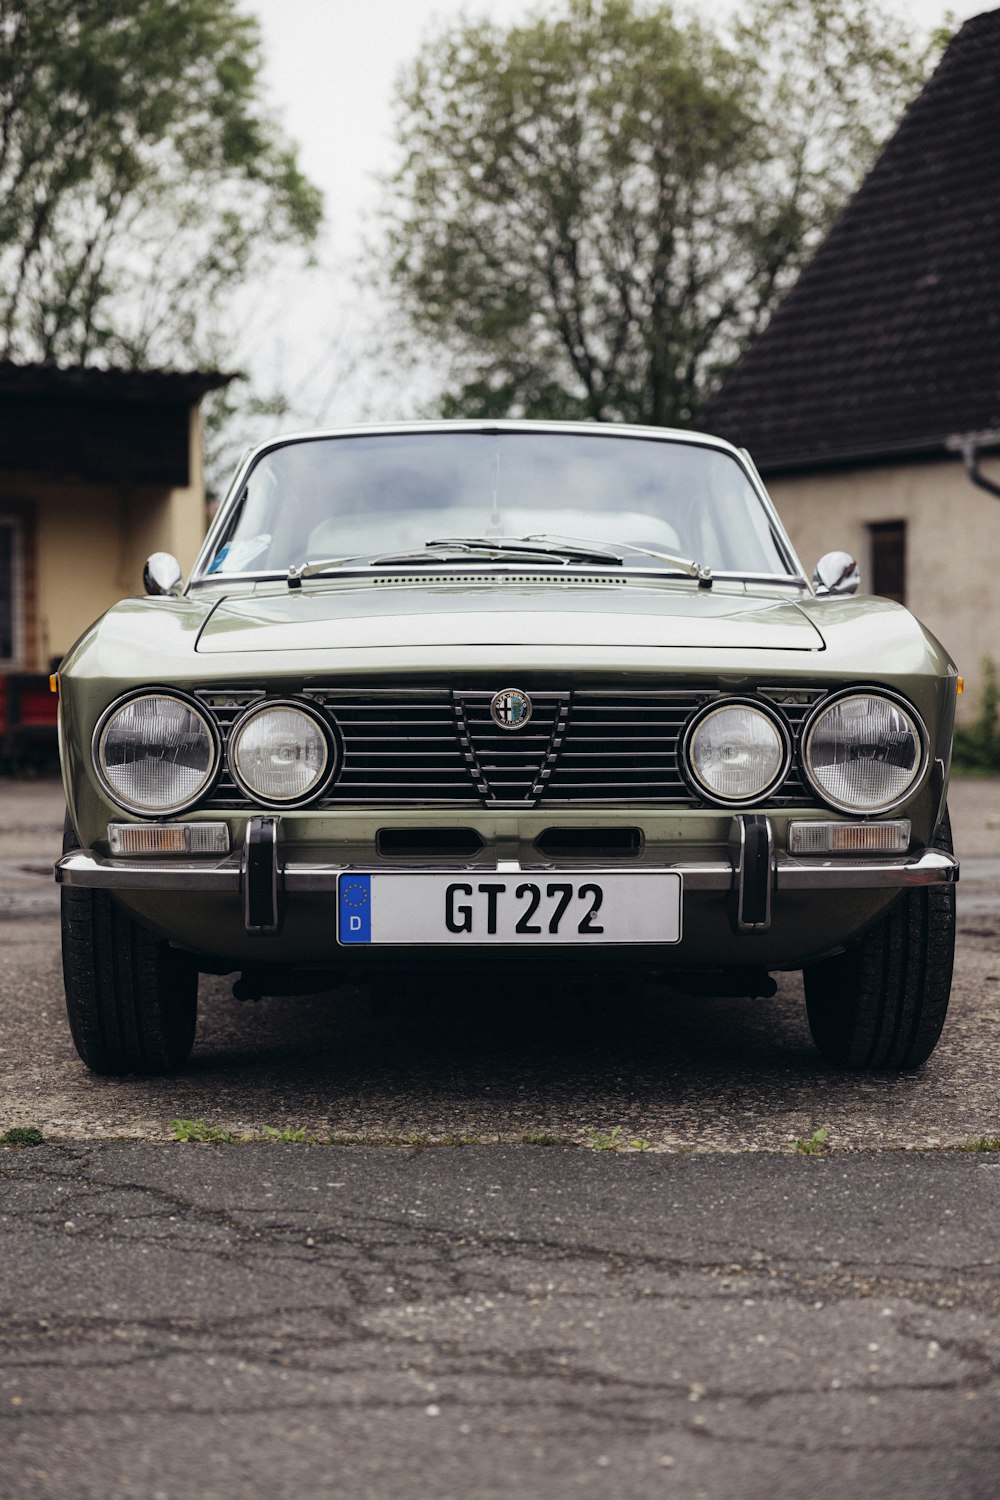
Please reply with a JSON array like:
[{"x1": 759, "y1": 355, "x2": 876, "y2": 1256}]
[{"x1": 55, "y1": 421, "x2": 959, "y2": 1074}]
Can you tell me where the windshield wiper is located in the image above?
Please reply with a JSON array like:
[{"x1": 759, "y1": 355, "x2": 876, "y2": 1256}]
[
  {"x1": 285, "y1": 534, "x2": 713, "y2": 588},
  {"x1": 285, "y1": 541, "x2": 589, "y2": 588},
  {"x1": 287, "y1": 554, "x2": 369, "y2": 587},
  {"x1": 525, "y1": 534, "x2": 713, "y2": 588},
  {"x1": 424, "y1": 536, "x2": 623, "y2": 566}
]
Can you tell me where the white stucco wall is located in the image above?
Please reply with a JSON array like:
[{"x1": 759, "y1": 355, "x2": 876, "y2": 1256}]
[{"x1": 767, "y1": 458, "x2": 1000, "y2": 723}]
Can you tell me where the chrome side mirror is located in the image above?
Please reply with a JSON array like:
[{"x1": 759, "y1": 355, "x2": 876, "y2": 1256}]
[
  {"x1": 143, "y1": 552, "x2": 184, "y2": 597},
  {"x1": 813, "y1": 550, "x2": 860, "y2": 597}
]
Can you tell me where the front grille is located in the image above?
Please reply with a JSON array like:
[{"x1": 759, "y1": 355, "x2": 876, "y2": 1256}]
[
  {"x1": 454, "y1": 689, "x2": 570, "y2": 804},
  {"x1": 197, "y1": 684, "x2": 823, "y2": 809},
  {"x1": 544, "y1": 690, "x2": 704, "y2": 802}
]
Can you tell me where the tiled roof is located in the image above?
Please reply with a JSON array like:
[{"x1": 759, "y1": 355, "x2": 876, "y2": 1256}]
[
  {"x1": 702, "y1": 10, "x2": 1000, "y2": 473},
  {"x1": 0, "y1": 361, "x2": 234, "y2": 403}
]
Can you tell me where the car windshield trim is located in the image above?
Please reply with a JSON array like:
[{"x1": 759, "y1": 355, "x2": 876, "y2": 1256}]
[{"x1": 187, "y1": 563, "x2": 809, "y2": 590}]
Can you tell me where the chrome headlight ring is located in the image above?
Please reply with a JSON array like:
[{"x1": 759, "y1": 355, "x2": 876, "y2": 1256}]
[
  {"x1": 94, "y1": 690, "x2": 221, "y2": 816},
  {"x1": 801, "y1": 688, "x2": 928, "y2": 814},
  {"x1": 681, "y1": 698, "x2": 792, "y2": 807},
  {"x1": 227, "y1": 698, "x2": 337, "y2": 807}
]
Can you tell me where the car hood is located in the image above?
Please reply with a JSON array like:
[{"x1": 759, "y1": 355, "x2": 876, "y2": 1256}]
[{"x1": 194, "y1": 580, "x2": 825, "y2": 653}]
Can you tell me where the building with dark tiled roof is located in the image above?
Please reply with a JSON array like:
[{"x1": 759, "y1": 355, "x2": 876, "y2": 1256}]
[{"x1": 704, "y1": 8, "x2": 1000, "y2": 718}]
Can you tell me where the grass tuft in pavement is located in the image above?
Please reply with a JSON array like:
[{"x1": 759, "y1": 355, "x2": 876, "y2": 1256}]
[
  {"x1": 793, "y1": 1127, "x2": 831, "y2": 1155},
  {"x1": 1, "y1": 1126, "x2": 45, "y2": 1147}
]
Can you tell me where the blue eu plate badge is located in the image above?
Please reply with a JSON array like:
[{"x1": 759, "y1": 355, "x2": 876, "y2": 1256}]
[{"x1": 338, "y1": 875, "x2": 371, "y2": 943}]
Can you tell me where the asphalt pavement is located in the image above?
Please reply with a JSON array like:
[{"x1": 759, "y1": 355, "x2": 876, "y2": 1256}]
[
  {"x1": 2, "y1": 1145, "x2": 998, "y2": 1500},
  {"x1": 1, "y1": 776, "x2": 998, "y2": 1499}
]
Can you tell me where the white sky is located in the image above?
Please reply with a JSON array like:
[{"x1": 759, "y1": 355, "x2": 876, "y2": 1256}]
[{"x1": 231, "y1": 0, "x2": 989, "y2": 436}]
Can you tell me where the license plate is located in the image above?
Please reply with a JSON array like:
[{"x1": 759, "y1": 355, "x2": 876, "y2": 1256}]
[{"x1": 337, "y1": 872, "x2": 681, "y2": 946}]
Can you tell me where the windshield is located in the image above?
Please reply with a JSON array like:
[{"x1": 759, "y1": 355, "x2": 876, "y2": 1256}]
[{"x1": 204, "y1": 431, "x2": 792, "y2": 578}]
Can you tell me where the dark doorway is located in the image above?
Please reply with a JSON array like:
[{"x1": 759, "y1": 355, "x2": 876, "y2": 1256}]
[{"x1": 869, "y1": 520, "x2": 906, "y2": 603}]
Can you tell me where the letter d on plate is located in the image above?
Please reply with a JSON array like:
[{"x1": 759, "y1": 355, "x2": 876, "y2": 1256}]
[{"x1": 338, "y1": 875, "x2": 371, "y2": 943}]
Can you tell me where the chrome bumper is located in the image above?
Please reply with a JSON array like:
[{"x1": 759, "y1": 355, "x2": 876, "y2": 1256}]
[
  {"x1": 55, "y1": 840, "x2": 959, "y2": 934},
  {"x1": 55, "y1": 847, "x2": 960, "y2": 892}
]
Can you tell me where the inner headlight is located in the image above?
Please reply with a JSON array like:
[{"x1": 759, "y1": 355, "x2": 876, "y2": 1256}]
[
  {"x1": 686, "y1": 702, "x2": 788, "y2": 804},
  {"x1": 804, "y1": 692, "x2": 924, "y2": 812},
  {"x1": 229, "y1": 702, "x2": 332, "y2": 804},
  {"x1": 97, "y1": 694, "x2": 217, "y2": 814}
]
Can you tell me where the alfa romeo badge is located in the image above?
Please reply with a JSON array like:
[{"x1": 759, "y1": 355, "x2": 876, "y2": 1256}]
[{"x1": 490, "y1": 688, "x2": 533, "y2": 730}]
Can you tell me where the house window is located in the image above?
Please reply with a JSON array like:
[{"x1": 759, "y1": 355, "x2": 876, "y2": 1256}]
[
  {"x1": 869, "y1": 521, "x2": 906, "y2": 604},
  {"x1": 0, "y1": 518, "x2": 22, "y2": 664}
]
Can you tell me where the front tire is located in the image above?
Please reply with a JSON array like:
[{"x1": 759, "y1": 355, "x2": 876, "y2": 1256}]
[
  {"x1": 803, "y1": 812, "x2": 955, "y2": 1070},
  {"x1": 61, "y1": 817, "x2": 197, "y2": 1074}
]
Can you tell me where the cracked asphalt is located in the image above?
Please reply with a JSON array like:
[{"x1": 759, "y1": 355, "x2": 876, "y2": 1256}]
[
  {"x1": 1, "y1": 776, "x2": 999, "y2": 1498},
  {"x1": 2, "y1": 1145, "x2": 999, "y2": 1500}
]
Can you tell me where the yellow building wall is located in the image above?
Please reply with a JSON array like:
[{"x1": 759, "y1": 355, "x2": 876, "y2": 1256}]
[
  {"x1": 164, "y1": 407, "x2": 208, "y2": 570},
  {"x1": 3, "y1": 407, "x2": 208, "y2": 668},
  {"x1": 767, "y1": 458, "x2": 1000, "y2": 722}
]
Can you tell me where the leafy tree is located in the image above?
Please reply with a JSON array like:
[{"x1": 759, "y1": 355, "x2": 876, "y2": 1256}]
[
  {"x1": 0, "y1": 0, "x2": 322, "y2": 367},
  {"x1": 382, "y1": 0, "x2": 938, "y2": 425}
]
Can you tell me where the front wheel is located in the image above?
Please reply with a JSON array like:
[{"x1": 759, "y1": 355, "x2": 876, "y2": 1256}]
[
  {"x1": 61, "y1": 817, "x2": 198, "y2": 1074},
  {"x1": 802, "y1": 812, "x2": 955, "y2": 1070}
]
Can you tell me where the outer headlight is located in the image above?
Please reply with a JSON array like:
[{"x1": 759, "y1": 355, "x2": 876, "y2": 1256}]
[
  {"x1": 803, "y1": 692, "x2": 925, "y2": 812},
  {"x1": 229, "y1": 701, "x2": 332, "y2": 805},
  {"x1": 96, "y1": 694, "x2": 218, "y2": 814},
  {"x1": 685, "y1": 701, "x2": 789, "y2": 804}
]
